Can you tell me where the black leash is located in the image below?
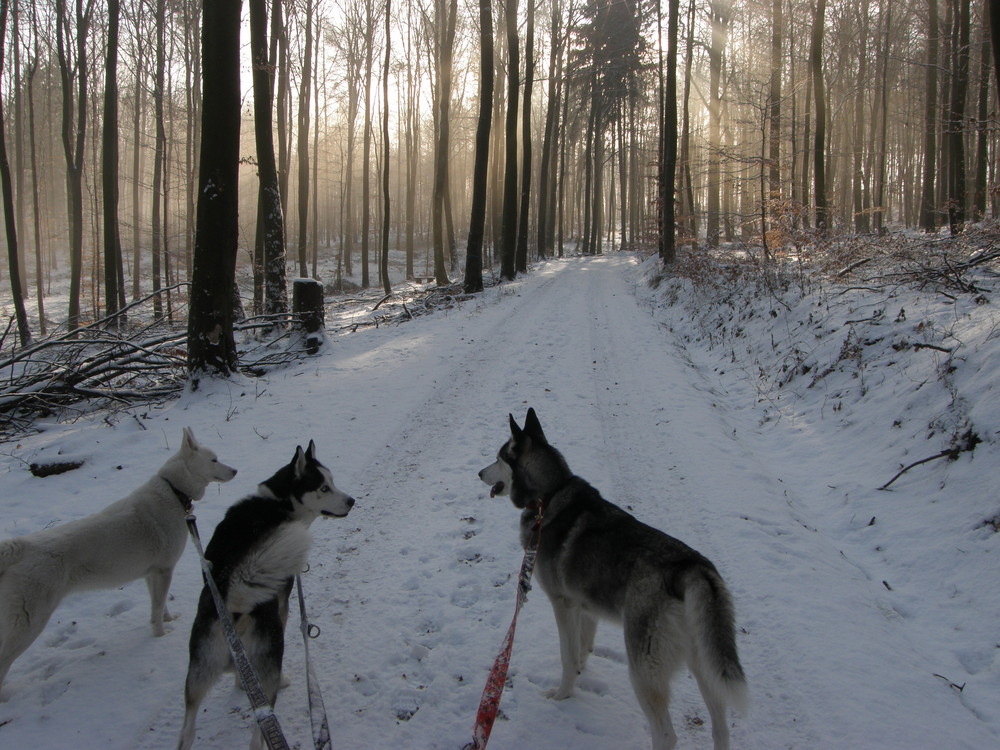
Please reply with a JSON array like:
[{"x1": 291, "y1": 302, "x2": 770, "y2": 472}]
[{"x1": 185, "y1": 514, "x2": 291, "y2": 750}]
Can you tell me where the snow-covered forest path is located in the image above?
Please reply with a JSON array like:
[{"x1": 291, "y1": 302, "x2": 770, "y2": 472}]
[{"x1": 1, "y1": 254, "x2": 994, "y2": 749}]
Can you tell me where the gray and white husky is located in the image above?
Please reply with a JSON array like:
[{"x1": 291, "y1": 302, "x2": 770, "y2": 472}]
[
  {"x1": 178, "y1": 440, "x2": 355, "y2": 750},
  {"x1": 0, "y1": 427, "x2": 237, "y2": 694},
  {"x1": 480, "y1": 408, "x2": 747, "y2": 750}
]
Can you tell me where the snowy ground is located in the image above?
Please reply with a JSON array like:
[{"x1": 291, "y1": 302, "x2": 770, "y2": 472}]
[{"x1": 0, "y1": 252, "x2": 997, "y2": 749}]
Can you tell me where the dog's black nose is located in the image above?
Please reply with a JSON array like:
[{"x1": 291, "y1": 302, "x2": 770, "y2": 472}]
[{"x1": 347, "y1": 497, "x2": 356, "y2": 507}]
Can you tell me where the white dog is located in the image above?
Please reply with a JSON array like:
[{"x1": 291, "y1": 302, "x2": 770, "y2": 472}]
[{"x1": 0, "y1": 427, "x2": 237, "y2": 693}]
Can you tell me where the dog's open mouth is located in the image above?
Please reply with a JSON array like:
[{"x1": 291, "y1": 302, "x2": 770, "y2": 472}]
[
  {"x1": 489, "y1": 481, "x2": 505, "y2": 498},
  {"x1": 321, "y1": 510, "x2": 350, "y2": 518}
]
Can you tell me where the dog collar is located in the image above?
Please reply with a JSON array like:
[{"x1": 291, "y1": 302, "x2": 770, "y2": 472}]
[{"x1": 163, "y1": 477, "x2": 195, "y2": 514}]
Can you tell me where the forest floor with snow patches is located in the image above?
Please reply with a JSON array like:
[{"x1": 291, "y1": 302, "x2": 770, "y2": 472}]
[{"x1": 0, "y1": 238, "x2": 998, "y2": 749}]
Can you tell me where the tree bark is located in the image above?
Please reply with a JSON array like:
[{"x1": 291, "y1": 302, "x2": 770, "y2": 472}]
[
  {"x1": 380, "y1": 0, "x2": 391, "y2": 295},
  {"x1": 102, "y1": 0, "x2": 124, "y2": 323},
  {"x1": 464, "y1": 0, "x2": 494, "y2": 294},
  {"x1": 920, "y1": 0, "x2": 939, "y2": 232},
  {"x1": 515, "y1": 0, "x2": 535, "y2": 272},
  {"x1": 811, "y1": 0, "x2": 828, "y2": 232},
  {"x1": 188, "y1": 0, "x2": 242, "y2": 382},
  {"x1": 297, "y1": 0, "x2": 313, "y2": 278},
  {"x1": 0, "y1": 0, "x2": 30, "y2": 346},
  {"x1": 499, "y1": 0, "x2": 519, "y2": 280},
  {"x1": 249, "y1": 0, "x2": 287, "y2": 317}
]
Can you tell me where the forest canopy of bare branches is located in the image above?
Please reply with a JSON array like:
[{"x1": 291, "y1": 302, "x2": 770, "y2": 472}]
[{"x1": 0, "y1": 0, "x2": 996, "y2": 342}]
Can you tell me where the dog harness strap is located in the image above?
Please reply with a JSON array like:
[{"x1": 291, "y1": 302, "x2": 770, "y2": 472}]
[
  {"x1": 296, "y1": 575, "x2": 333, "y2": 750},
  {"x1": 185, "y1": 515, "x2": 292, "y2": 750},
  {"x1": 467, "y1": 505, "x2": 544, "y2": 750}
]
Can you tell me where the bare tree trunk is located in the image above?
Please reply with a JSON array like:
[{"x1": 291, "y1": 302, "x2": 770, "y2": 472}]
[
  {"x1": 379, "y1": 0, "x2": 391, "y2": 295},
  {"x1": 660, "y1": 0, "x2": 678, "y2": 263},
  {"x1": 56, "y1": 0, "x2": 93, "y2": 330},
  {"x1": 920, "y1": 0, "x2": 939, "y2": 231},
  {"x1": 946, "y1": 0, "x2": 969, "y2": 233},
  {"x1": 768, "y1": 0, "x2": 782, "y2": 212},
  {"x1": 188, "y1": 0, "x2": 242, "y2": 382},
  {"x1": 536, "y1": 0, "x2": 561, "y2": 259},
  {"x1": 464, "y1": 0, "x2": 494, "y2": 294},
  {"x1": 812, "y1": 0, "x2": 828, "y2": 232},
  {"x1": 151, "y1": 0, "x2": 166, "y2": 320},
  {"x1": 0, "y1": 0, "x2": 30, "y2": 345},
  {"x1": 102, "y1": 0, "x2": 123, "y2": 323},
  {"x1": 360, "y1": 0, "x2": 376, "y2": 288},
  {"x1": 515, "y1": 0, "x2": 534, "y2": 272},
  {"x1": 707, "y1": 0, "x2": 728, "y2": 246},
  {"x1": 851, "y1": 0, "x2": 870, "y2": 233},
  {"x1": 499, "y1": 0, "x2": 519, "y2": 279},
  {"x1": 274, "y1": 0, "x2": 290, "y2": 215},
  {"x1": 250, "y1": 0, "x2": 287, "y2": 317},
  {"x1": 131, "y1": 19, "x2": 144, "y2": 301},
  {"x1": 873, "y1": 0, "x2": 892, "y2": 233},
  {"x1": 297, "y1": 0, "x2": 313, "y2": 278},
  {"x1": 680, "y1": 0, "x2": 696, "y2": 240},
  {"x1": 432, "y1": 0, "x2": 457, "y2": 285},
  {"x1": 973, "y1": 20, "x2": 989, "y2": 220},
  {"x1": 990, "y1": 0, "x2": 1000, "y2": 103},
  {"x1": 26, "y1": 49, "x2": 45, "y2": 334}
]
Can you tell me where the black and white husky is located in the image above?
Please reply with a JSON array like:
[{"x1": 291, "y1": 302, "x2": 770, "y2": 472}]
[
  {"x1": 177, "y1": 440, "x2": 355, "y2": 750},
  {"x1": 480, "y1": 409, "x2": 747, "y2": 750},
  {"x1": 0, "y1": 427, "x2": 237, "y2": 694}
]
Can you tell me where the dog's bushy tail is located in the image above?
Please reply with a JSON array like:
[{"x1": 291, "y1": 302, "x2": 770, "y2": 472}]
[
  {"x1": 226, "y1": 524, "x2": 312, "y2": 613},
  {"x1": 684, "y1": 566, "x2": 748, "y2": 713}
]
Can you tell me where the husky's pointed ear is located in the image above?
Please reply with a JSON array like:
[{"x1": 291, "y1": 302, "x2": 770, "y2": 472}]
[
  {"x1": 182, "y1": 427, "x2": 198, "y2": 452},
  {"x1": 293, "y1": 445, "x2": 308, "y2": 477},
  {"x1": 306, "y1": 440, "x2": 317, "y2": 461},
  {"x1": 508, "y1": 413, "x2": 523, "y2": 440},
  {"x1": 523, "y1": 408, "x2": 545, "y2": 440}
]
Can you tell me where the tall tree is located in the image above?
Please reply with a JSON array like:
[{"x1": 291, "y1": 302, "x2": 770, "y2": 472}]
[
  {"x1": 919, "y1": 0, "x2": 938, "y2": 232},
  {"x1": 360, "y1": 0, "x2": 377, "y2": 288},
  {"x1": 946, "y1": 0, "x2": 969, "y2": 233},
  {"x1": 250, "y1": 0, "x2": 287, "y2": 317},
  {"x1": 463, "y1": 0, "x2": 494, "y2": 294},
  {"x1": 0, "y1": 0, "x2": 30, "y2": 346},
  {"x1": 379, "y1": 0, "x2": 391, "y2": 294},
  {"x1": 297, "y1": 0, "x2": 314, "y2": 277},
  {"x1": 811, "y1": 0, "x2": 828, "y2": 232},
  {"x1": 431, "y1": 0, "x2": 457, "y2": 285},
  {"x1": 659, "y1": 0, "x2": 678, "y2": 263},
  {"x1": 515, "y1": 0, "x2": 535, "y2": 272},
  {"x1": 769, "y1": 0, "x2": 783, "y2": 215},
  {"x1": 536, "y1": 0, "x2": 563, "y2": 259},
  {"x1": 188, "y1": 0, "x2": 242, "y2": 381},
  {"x1": 499, "y1": 0, "x2": 520, "y2": 280},
  {"x1": 102, "y1": 0, "x2": 125, "y2": 323},
  {"x1": 707, "y1": 0, "x2": 728, "y2": 245},
  {"x1": 151, "y1": 0, "x2": 166, "y2": 320},
  {"x1": 56, "y1": 0, "x2": 94, "y2": 330}
]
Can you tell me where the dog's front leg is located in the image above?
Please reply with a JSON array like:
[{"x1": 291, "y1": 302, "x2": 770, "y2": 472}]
[
  {"x1": 146, "y1": 567, "x2": 176, "y2": 636},
  {"x1": 546, "y1": 596, "x2": 584, "y2": 700}
]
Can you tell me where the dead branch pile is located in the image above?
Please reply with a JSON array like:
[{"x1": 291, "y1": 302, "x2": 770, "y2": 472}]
[
  {"x1": 828, "y1": 226, "x2": 1000, "y2": 298},
  {"x1": 1, "y1": 279, "x2": 484, "y2": 440}
]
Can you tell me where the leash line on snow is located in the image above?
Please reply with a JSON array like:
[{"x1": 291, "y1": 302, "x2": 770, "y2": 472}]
[
  {"x1": 466, "y1": 505, "x2": 545, "y2": 750},
  {"x1": 297, "y1": 574, "x2": 334, "y2": 750},
  {"x1": 185, "y1": 514, "x2": 291, "y2": 750}
]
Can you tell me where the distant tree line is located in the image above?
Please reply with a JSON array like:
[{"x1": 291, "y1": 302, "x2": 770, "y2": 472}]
[{"x1": 0, "y1": 0, "x2": 996, "y2": 377}]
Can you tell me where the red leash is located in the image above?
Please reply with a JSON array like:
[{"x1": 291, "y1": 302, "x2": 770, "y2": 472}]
[{"x1": 467, "y1": 507, "x2": 544, "y2": 750}]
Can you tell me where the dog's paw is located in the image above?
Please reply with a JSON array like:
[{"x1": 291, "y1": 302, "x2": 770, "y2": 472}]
[{"x1": 544, "y1": 686, "x2": 574, "y2": 700}]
